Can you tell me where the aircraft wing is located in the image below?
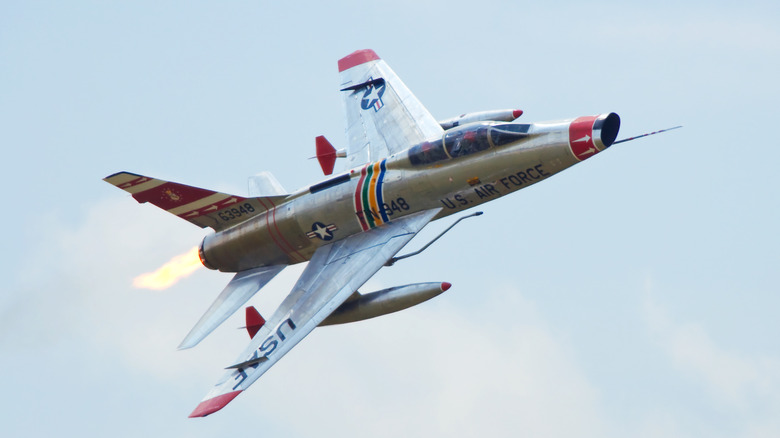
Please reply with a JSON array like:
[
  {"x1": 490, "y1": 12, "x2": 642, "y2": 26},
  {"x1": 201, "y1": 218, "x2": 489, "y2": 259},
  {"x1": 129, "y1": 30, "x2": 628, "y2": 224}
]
[
  {"x1": 178, "y1": 264, "x2": 286, "y2": 350},
  {"x1": 189, "y1": 208, "x2": 441, "y2": 417},
  {"x1": 338, "y1": 49, "x2": 443, "y2": 168},
  {"x1": 103, "y1": 171, "x2": 288, "y2": 232}
]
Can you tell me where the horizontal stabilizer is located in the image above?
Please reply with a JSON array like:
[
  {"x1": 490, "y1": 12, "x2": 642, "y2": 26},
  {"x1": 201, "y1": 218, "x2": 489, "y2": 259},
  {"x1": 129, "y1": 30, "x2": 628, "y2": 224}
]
[
  {"x1": 178, "y1": 265, "x2": 285, "y2": 349},
  {"x1": 104, "y1": 172, "x2": 288, "y2": 231}
]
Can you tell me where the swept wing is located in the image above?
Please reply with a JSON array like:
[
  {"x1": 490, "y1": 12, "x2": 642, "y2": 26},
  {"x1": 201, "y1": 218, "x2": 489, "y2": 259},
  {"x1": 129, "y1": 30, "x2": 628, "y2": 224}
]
[
  {"x1": 178, "y1": 265, "x2": 285, "y2": 350},
  {"x1": 103, "y1": 171, "x2": 288, "y2": 232},
  {"x1": 189, "y1": 208, "x2": 441, "y2": 417},
  {"x1": 105, "y1": 171, "x2": 292, "y2": 348},
  {"x1": 338, "y1": 49, "x2": 443, "y2": 168}
]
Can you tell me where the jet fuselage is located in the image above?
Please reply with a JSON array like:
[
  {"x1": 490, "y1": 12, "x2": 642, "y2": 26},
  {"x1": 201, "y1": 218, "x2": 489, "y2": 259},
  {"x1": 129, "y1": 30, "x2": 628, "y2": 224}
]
[{"x1": 199, "y1": 113, "x2": 620, "y2": 272}]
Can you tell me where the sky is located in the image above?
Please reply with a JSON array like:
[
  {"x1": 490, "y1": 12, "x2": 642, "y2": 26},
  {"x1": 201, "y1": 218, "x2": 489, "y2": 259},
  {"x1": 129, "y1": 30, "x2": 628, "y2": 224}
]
[{"x1": 2, "y1": 1, "x2": 779, "y2": 436}]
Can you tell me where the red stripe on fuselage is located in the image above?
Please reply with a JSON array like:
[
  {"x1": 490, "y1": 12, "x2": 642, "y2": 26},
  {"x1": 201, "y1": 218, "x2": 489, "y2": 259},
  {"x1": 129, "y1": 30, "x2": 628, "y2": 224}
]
[
  {"x1": 266, "y1": 197, "x2": 305, "y2": 262},
  {"x1": 257, "y1": 198, "x2": 291, "y2": 262},
  {"x1": 256, "y1": 198, "x2": 304, "y2": 263}
]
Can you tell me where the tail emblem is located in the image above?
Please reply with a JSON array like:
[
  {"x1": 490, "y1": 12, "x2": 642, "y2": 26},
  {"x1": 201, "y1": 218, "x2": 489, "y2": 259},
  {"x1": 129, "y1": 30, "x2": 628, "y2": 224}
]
[
  {"x1": 164, "y1": 189, "x2": 182, "y2": 202},
  {"x1": 360, "y1": 77, "x2": 385, "y2": 112}
]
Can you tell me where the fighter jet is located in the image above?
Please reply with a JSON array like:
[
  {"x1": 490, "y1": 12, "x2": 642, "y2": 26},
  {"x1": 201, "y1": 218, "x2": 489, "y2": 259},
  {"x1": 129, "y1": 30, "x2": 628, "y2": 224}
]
[{"x1": 104, "y1": 49, "x2": 677, "y2": 417}]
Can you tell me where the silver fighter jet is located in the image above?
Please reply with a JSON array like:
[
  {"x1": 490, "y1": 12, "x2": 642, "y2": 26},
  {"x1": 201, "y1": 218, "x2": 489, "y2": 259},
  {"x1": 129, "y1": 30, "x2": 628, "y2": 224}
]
[{"x1": 105, "y1": 49, "x2": 675, "y2": 417}]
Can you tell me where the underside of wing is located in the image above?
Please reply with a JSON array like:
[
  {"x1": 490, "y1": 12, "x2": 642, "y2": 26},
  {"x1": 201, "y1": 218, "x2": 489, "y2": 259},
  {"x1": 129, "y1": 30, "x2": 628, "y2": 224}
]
[
  {"x1": 188, "y1": 208, "x2": 441, "y2": 417},
  {"x1": 338, "y1": 50, "x2": 443, "y2": 168},
  {"x1": 178, "y1": 264, "x2": 285, "y2": 350}
]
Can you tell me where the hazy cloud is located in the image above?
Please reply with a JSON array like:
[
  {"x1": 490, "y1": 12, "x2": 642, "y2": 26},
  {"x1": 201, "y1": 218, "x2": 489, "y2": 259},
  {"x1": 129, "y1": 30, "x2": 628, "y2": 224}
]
[{"x1": 643, "y1": 282, "x2": 780, "y2": 437}]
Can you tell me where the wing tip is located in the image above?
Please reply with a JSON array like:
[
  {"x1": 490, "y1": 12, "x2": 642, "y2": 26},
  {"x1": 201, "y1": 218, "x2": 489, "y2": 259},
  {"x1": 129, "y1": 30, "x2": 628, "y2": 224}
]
[
  {"x1": 103, "y1": 171, "x2": 143, "y2": 185},
  {"x1": 177, "y1": 333, "x2": 201, "y2": 350},
  {"x1": 338, "y1": 49, "x2": 380, "y2": 72},
  {"x1": 104, "y1": 171, "x2": 131, "y2": 181},
  {"x1": 188, "y1": 390, "x2": 242, "y2": 418}
]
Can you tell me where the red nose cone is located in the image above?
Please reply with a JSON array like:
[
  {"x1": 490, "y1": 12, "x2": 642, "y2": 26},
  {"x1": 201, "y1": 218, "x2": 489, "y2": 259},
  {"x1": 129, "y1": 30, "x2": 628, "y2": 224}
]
[
  {"x1": 512, "y1": 109, "x2": 524, "y2": 119},
  {"x1": 441, "y1": 282, "x2": 452, "y2": 291}
]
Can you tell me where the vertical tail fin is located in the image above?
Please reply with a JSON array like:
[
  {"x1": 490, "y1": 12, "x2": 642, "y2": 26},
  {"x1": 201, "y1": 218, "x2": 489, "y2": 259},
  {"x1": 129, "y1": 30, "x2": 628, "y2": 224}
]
[{"x1": 338, "y1": 49, "x2": 443, "y2": 167}]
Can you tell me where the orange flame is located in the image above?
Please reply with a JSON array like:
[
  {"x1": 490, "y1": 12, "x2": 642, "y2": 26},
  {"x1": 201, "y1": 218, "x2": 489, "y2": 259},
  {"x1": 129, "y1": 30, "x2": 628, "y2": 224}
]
[{"x1": 133, "y1": 246, "x2": 202, "y2": 290}]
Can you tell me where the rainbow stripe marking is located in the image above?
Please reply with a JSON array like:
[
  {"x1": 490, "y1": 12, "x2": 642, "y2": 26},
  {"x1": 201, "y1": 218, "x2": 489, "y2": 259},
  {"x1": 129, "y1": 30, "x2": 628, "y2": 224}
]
[{"x1": 354, "y1": 159, "x2": 389, "y2": 231}]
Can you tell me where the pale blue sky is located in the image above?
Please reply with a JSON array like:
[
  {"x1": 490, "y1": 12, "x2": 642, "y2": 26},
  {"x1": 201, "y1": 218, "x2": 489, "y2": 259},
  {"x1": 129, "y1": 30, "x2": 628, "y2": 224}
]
[{"x1": 2, "y1": 1, "x2": 779, "y2": 437}]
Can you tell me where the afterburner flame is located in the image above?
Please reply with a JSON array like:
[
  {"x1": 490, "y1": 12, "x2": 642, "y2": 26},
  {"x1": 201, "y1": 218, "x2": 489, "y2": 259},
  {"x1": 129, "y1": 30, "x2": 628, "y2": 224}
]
[{"x1": 133, "y1": 246, "x2": 202, "y2": 290}]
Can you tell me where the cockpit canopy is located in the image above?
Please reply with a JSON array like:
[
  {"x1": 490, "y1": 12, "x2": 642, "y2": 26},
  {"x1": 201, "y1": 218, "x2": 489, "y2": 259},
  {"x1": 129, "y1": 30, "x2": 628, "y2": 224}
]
[{"x1": 409, "y1": 122, "x2": 531, "y2": 166}]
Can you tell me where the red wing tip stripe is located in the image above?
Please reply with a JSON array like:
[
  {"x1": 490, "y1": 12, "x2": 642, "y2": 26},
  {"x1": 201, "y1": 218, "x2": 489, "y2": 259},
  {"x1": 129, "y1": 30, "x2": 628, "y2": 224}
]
[
  {"x1": 338, "y1": 49, "x2": 380, "y2": 72},
  {"x1": 189, "y1": 391, "x2": 242, "y2": 418}
]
